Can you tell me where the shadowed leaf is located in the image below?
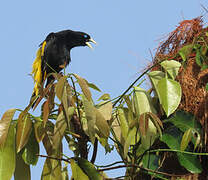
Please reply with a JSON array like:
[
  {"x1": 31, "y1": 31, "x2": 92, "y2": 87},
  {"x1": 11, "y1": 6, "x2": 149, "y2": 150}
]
[
  {"x1": 14, "y1": 151, "x2": 31, "y2": 180},
  {"x1": 34, "y1": 121, "x2": 45, "y2": 143},
  {"x1": 118, "y1": 108, "x2": 129, "y2": 140},
  {"x1": 55, "y1": 76, "x2": 67, "y2": 101},
  {"x1": 22, "y1": 126, "x2": 39, "y2": 165}
]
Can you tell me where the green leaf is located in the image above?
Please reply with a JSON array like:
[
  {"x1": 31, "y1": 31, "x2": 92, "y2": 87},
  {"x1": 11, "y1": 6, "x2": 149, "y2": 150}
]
[
  {"x1": 22, "y1": 126, "x2": 39, "y2": 165},
  {"x1": 14, "y1": 152, "x2": 31, "y2": 180},
  {"x1": 161, "y1": 127, "x2": 202, "y2": 173},
  {"x1": 34, "y1": 121, "x2": 45, "y2": 143},
  {"x1": 82, "y1": 95, "x2": 96, "y2": 143},
  {"x1": 179, "y1": 44, "x2": 193, "y2": 61},
  {"x1": 95, "y1": 108, "x2": 110, "y2": 138},
  {"x1": 180, "y1": 128, "x2": 193, "y2": 151},
  {"x1": 76, "y1": 157, "x2": 102, "y2": 180},
  {"x1": 0, "y1": 109, "x2": 16, "y2": 148},
  {"x1": 62, "y1": 162, "x2": 69, "y2": 180},
  {"x1": 133, "y1": 86, "x2": 156, "y2": 116},
  {"x1": 74, "y1": 74, "x2": 92, "y2": 101},
  {"x1": 0, "y1": 124, "x2": 16, "y2": 180},
  {"x1": 55, "y1": 76, "x2": 67, "y2": 101},
  {"x1": 97, "y1": 101, "x2": 112, "y2": 121},
  {"x1": 164, "y1": 110, "x2": 201, "y2": 133},
  {"x1": 148, "y1": 71, "x2": 165, "y2": 97},
  {"x1": 41, "y1": 157, "x2": 62, "y2": 180},
  {"x1": 205, "y1": 83, "x2": 208, "y2": 91},
  {"x1": 16, "y1": 109, "x2": 32, "y2": 153},
  {"x1": 195, "y1": 49, "x2": 204, "y2": 67},
  {"x1": 98, "y1": 93, "x2": 110, "y2": 101},
  {"x1": 160, "y1": 60, "x2": 181, "y2": 79},
  {"x1": 53, "y1": 107, "x2": 74, "y2": 149},
  {"x1": 71, "y1": 159, "x2": 89, "y2": 180},
  {"x1": 123, "y1": 127, "x2": 139, "y2": 158},
  {"x1": 118, "y1": 108, "x2": 129, "y2": 140},
  {"x1": 86, "y1": 81, "x2": 101, "y2": 92},
  {"x1": 157, "y1": 78, "x2": 181, "y2": 117}
]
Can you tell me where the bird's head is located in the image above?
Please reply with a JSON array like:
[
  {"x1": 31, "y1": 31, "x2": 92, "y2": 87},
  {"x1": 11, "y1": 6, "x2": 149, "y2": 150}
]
[{"x1": 64, "y1": 30, "x2": 96, "y2": 49}]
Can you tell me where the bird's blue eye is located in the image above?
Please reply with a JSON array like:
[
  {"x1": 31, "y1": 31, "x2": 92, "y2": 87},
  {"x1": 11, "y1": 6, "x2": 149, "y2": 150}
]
[{"x1": 83, "y1": 34, "x2": 88, "y2": 38}]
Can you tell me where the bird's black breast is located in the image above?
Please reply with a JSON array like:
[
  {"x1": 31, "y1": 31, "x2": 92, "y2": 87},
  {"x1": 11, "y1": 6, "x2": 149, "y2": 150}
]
[{"x1": 42, "y1": 35, "x2": 71, "y2": 75}]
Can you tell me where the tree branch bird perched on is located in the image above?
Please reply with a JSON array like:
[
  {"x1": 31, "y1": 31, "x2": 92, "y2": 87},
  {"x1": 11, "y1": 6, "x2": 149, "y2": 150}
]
[{"x1": 31, "y1": 30, "x2": 96, "y2": 107}]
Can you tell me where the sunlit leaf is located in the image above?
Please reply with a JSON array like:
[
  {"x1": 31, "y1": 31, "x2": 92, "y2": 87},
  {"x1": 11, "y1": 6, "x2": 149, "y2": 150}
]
[
  {"x1": 0, "y1": 109, "x2": 16, "y2": 148},
  {"x1": 42, "y1": 100, "x2": 49, "y2": 126},
  {"x1": 160, "y1": 60, "x2": 181, "y2": 79},
  {"x1": 157, "y1": 78, "x2": 181, "y2": 117},
  {"x1": 53, "y1": 107, "x2": 74, "y2": 150},
  {"x1": 133, "y1": 87, "x2": 156, "y2": 116},
  {"x1": 98, "y1": 101, "x2": 112, "y2": 121},
  {"x1": 74, "y1": 74, "x2": 92, "y2": 101},
  {"x1": 16, "y1": 111, "x2": 32, "y2": 153},
  {"x1": 14, "y1": 152, "x2": 31, "y2": 180},
  {"x1": 98, "y1": 93, "x2": 110, "y2": 101},
  {"x1": 76, "y1": 157, "x2": 102, "y2": 180},
  {"x1": 55, "y1": 76, "x2": 67, "y2": 101},
  {"x1": 22, "y1": 126, "x2": 39, "y2": 165},
  {"x1": 180, "y1": 128, "x2": 193, "y2": 151},
  {"x1": 86, "y1": 81, "x2": 101, "y2": 92},
  {"x1": 34, "y1": 121, "x2": 45, "y2": 143},
  {"x1": 62, "y1": 162, "x2": 69, "y2": 180},
  {"x1": 123, "y1": 127, "x2": 139, "y2": 158},
  {"x1": 0, "y1": 124, "x2": 15, "y2": 180},
  {"x1": 118, "y1": 108, "x2": 129, "y2": 140},
  {"x1": 82, "y1": 95, "x2": 96, "y2": 143},
  {"x1": 71, "y1": 159, "x2": 89, "y2": 180},
  {"x1": 95, "y1": 108, "x2": 110, "y2": 138}
]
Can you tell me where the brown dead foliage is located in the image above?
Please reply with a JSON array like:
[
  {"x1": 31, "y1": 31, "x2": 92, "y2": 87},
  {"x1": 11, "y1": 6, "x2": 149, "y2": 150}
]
[
  {"x1": 152, "y1": 17, "x2": 208, "y2": 179},
  {"x1": 154, "y1": 17, "x2": 208, "y2": 128}
]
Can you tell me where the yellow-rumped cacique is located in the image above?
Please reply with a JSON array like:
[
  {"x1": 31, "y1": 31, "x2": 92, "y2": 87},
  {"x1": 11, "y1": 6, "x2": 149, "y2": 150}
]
[{"x1": 31, "y1": 29, "x2": 96, "y2": 106}]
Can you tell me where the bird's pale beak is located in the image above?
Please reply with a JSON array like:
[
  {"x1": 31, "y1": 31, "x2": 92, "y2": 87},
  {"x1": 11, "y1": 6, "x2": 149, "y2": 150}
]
[{"x1": 86, "y1": 38, "x2": 97, "y2": 49}]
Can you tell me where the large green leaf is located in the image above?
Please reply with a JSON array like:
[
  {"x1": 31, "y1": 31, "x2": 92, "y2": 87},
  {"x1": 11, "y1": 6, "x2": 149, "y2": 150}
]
[
  {"x1": 16, "y1": 111, "x2": 32, "y2": 153},
  {"x1": 157, "y1": 78, "x2": 181, "y2": 117},
  {"x1": 133, "y1": 87, "x2": 156, "y2": 116},
  {"x1": 161, "y1": 127, "x2": 202, "y2": 173},
  {"x1": 22, "y1": 126, "x2": 39, "y2": 165},
  {"x1": 76, "y1": 157, "x2": 102, "y2": 180},
  {"x1": 14, "y1": 152, "x2": 31, "y2": 180},
  {"x1": 0, "y1": 109, "x2": 16, "y2": 148},
  {"x1": 164, "y1": 111, "x2": 201, "y2": 133},
  {"x1": 160, "y1": 60, "x2": 181, "y2": 79},
  {"x1": 82, "y1": 95, "x2": 96, "y2": 143},
  {"x1": 0, "y1": 124, "x2": 16, "y2": 180},
  {"x1": 148, "y1": 71, "x2": 165, "y2": 97}
]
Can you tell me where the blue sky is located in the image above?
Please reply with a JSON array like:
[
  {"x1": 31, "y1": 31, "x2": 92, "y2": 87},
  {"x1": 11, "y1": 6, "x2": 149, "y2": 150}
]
[{"x1": 0, "y1": 0, "x2": 207, "y2": 179}]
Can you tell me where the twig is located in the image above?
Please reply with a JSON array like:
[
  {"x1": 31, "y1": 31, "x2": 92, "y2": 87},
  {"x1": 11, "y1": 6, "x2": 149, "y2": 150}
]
[
  {"x1": 96, "y1": 161, "x2": 123, "y2": 168},
  {"x1": 90, "y1": 138, "x2": 98, "y2": 164},
  {"x1": 113, "y1": 60, "x2": 161, "y2": 108},
  {"x1": 37, "y1": 154, "x2": 70, "y2": 163},
  {"x1": 98, "y1": 164, "x2": 179, "y2": 177}
]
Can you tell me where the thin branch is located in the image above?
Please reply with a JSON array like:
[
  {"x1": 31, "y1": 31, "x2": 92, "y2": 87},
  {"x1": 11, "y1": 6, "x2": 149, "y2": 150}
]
[
  {"x1": 113, "y1": 59, "x2": 161, "y2": 108},
  {"x1": 96, "y1": 161, "x2": 123, "y2": 168},
  {"x1": 98, "y1": 164, "x2": 180, "y2": 177},
  {"x1": 37, "y1": 154, "x2": 70, "y2": 163},
  {"x1": 90, "y1": 138, "x2": 98, "y2": 164}
]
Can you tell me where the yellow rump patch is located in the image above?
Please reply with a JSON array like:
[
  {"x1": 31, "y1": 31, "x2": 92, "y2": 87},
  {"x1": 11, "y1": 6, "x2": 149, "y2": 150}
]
[{"x1": 31, "y1": 41, "x2": 47, "y2": 96}]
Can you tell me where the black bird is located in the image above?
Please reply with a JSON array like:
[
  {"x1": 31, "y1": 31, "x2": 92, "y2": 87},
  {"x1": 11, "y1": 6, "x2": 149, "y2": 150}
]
[{"x1": 31, "y1": 30, "x2": 96, "y2": 97}]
